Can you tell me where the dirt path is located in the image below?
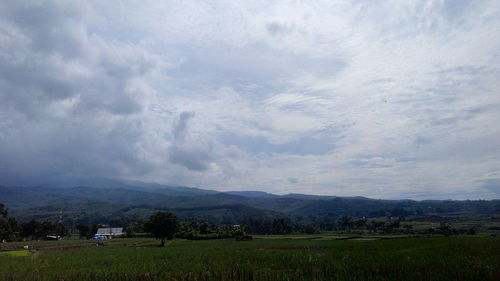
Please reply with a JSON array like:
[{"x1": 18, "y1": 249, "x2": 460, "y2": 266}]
[{"x1": 0, "y1": 241, "x2": 105, "y2": 252}]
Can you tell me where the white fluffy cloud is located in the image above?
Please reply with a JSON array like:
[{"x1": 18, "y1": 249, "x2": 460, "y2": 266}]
[{"x1": 0, "y1": 0, "x2": 499, "y2": 199}]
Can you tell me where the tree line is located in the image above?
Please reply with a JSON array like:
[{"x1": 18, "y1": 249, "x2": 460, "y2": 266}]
[
  {"x1": 1, "y1": 203, "x2": 67, "y2": 242},
  {"x1": 2, "y1": 202, "x2": 475, "y2": 244}
]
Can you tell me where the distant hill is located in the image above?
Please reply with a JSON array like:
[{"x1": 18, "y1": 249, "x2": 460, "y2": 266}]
[
  {"x1": 281, "y1": 193, "x2": 337, "y2": 200},
  {"x1": 226, "y1": 191, "x2": 279, "y2": 198},
  {"x1": 1, "y1": 181, "x2": 499, "y2": 224},
  {"x1": 0, "y1": 186, "x2": 191, "y2": 210},
  {"x1": 40, "y1": 177, "x2": 219, "y2": 197}
]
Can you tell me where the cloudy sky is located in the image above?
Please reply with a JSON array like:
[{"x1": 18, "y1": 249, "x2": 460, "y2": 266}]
[{"x1": 1, "y1": 0, "x2": 499, "y2": 199}]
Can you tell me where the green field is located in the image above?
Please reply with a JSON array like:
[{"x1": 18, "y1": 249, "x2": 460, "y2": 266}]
[
  {"x1": 0, "y1": 236, "x2": 498, "y2": 281},
  {"x1": 0, "y1": 250, "x2": 30, "y2": 257}
]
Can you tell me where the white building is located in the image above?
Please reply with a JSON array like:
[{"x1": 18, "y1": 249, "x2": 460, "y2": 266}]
[{"x1": 93, "y1": 227, "x2": 124, "y2": 239}]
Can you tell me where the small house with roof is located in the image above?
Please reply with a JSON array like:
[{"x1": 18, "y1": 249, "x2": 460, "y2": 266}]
[{"x1": 92, "y1": 227, "x2": 124, "y2": 239}]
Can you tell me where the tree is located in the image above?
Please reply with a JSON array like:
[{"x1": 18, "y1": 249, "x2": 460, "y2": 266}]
[
  {"x1": 272, "y1": 218, "x2": 291, "y2": 234},
  {"x1": 76, "y1": 224, "x2": 90, "y2": 239},
  {"x1": 0, "y1": 204, "x2": 18, "y2": 242},
  {"x1": 199, "y1": 222, "x2": 209, "y2": 235},
  {"x1": 337, "y1": 216, "x2": 353, "y2": 232},
  {"x1": 438, "y1": 222, "x2": 453, "y2": 237},
  {"x1": 126, "y1": 227, "x2": 134, "y2": 238},
  {"x1": 353, "y1": 218, "x2": 367, "y2": 230},
  {"x1": 302, "y1": 224, "x2": 320, "y2": 234},
  {"x1": 144, "y1": 212, "x2": 179, "y2": 247},
  {"x1": 21, "y1": 220, "x2": 38, "y2": 239},
  {"x1": 0, "y1": 203, "x2": 8, "y2": 218},
  {"x1": 1, "y1": 218, "x2": 18, "y2": 241}
]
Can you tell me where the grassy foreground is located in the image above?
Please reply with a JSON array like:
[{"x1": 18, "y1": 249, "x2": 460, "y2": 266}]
[
  {"x1": 0, "y1": 250, "x2": 30, "y2": 257},
  {"x1": 0, "y1": 236, "x2": 498, "y2": 281}
]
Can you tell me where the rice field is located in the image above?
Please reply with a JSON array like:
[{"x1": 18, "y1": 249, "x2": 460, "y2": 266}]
[
  {"x1": 0, "y1": 250, "x2": 30, "y2": 257},
  {"x1": 0, "y1": 236, "x2": 498, "y2": 281}
]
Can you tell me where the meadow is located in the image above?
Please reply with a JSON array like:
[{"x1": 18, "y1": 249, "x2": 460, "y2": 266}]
[{"x1": 0, "y1": 235, "x2": 498, "y2": 281}]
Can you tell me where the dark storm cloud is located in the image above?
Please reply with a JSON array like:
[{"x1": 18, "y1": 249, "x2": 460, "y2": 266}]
[
  {"x1": 167, "y1": 112, "x2": 213, "y2": 172},
  {"x1": 0, "y1": 1, "x2": 157, "y2": 185},
  {"x1": 0, "y1": 1, "x2": 158, "y2": 118},
  {"x1": 2, "y1": 1, "x2": 89, "y2": 58},
  {"x1": 172, "y1": 112, "x2": 195, "y2": 142},
  {"x1": 0, "y1": 117, "x2": 152, "y2": 185}
]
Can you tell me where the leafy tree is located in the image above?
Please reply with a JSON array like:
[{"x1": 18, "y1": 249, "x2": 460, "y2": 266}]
[
  {"x1": 0, "y1": 203, "x2": 19, "y2": 242},
  {"x1": 243, "y1": 217, "x2": 273, "y2": 234},
  {"x1": 337, "y1": 216, "x2": 353, "y2": 232},
  {"x1": 353, "y1": 218, "x2": 367, "y2": 230},
  {"x1": 19, "y1": 220, "x2": 67, "y2": 240},
  {"x1": 144, "y1": 212, "x2": 179, "y2": 247},
  {"x1": 54, "y1": 222, "x2": 67, "y2": 237},
  {"x1": 272, "y1": 218, "x2": 291, "y2": 234},
  {"x1": 0, "y1": 203, "x2": 7, "y2": 218},
  {"x1": 438, "y1": 222, "x2": 454, "y2": 237},
  {"x1": 0, "y1": 217, "x2": 18, "y2": 242},
  {"x1": 367, "y1": 220, "x2": 385, "y2": 233},
  {"x1": 125, "y1": 227, "x2": 133, "y2": 237},
  {"x1": 76, "y1": 224, "x2": 90, "y2": 239},
  {"x1": 90, "y1": 224, "x2": 99, "y2": 238},
  {"x1": 21, "y1": 220, "x2": 38, "y2": 239},
  {"x1": 215, "y1": 224, "x2": 237, "y2": 238},
  {"x1": 199, "y1": 222, "x2": 209, "y2": 234},
  {"x1": 302, "y1": 224, "x2": 320, "y2": 234}
]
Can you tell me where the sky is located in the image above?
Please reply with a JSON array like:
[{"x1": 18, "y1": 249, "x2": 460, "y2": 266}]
[{"x1": 0, "y1": 0, "x2": 499, "y2": 199}]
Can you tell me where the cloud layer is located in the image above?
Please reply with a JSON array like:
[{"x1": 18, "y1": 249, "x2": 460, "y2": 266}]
[{"x1": 0, "y1": 0, "x2": 499, "y2": 199}]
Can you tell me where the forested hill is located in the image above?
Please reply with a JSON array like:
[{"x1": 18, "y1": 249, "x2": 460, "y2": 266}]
[{"x1": 1, "y1": 183, "x2": 498, "y2": 225}]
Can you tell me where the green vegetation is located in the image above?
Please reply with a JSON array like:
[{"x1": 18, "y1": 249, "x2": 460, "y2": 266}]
[
  {"x1": 3, "y1": 185, "x2": 499, "y2": 228},
  {"x1": 1, "y1": 185, "x2": 498, "y2": 241},
  {"x1": 0, "y1": 250, "x2": 30, "y2": 257},
  {"x1": 0, "y1": 236, "x2": 498, "y2": 281},
  {"x1": 144, "y1": 212, "x2": 179, "y2": 246},
  {"x1": 1, "y1": 184, "x2": 499, "y2": 280},
  {"x1": 2, "y1": 194, "x2": 499, "y2": 280}
]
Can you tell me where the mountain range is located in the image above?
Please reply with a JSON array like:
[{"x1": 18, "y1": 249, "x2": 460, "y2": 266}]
[{"x1": 1, "y1": 178, "x2": 498, "y2": 224}]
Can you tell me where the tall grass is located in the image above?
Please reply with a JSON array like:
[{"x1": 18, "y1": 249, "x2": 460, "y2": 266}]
[{"x1": 0, "y1": 236, "x2": 498, "y2": 281}]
